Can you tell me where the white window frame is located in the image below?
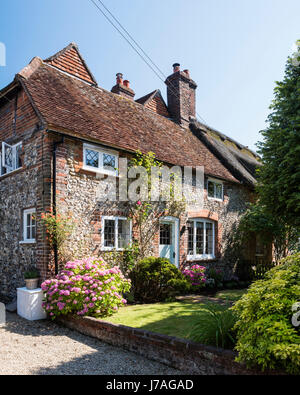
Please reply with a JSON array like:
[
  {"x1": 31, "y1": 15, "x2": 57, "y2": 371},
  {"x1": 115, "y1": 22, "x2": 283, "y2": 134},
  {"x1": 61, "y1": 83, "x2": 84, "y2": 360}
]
[
  {"x1": 101, "y1": 216, "x2": 132, "y2": 251},
  {"x1": 187, "y1": 218, "x2": 215, "y2": 261},
  {"x1": 0, "y1": 141, "x2": 23, "y2": 176},
  {"x1": 21, "y1": 208, "x2": 36, "y2": 244},
  {"x1": 207, "y1": 178, "x2": 224, "y2": 201},
  {"x1": 0, "y1": 152, "x2": 6, "y2": 176},
  {"x1": 83, "y1": 143, "x2": 119, "y2": 177}
]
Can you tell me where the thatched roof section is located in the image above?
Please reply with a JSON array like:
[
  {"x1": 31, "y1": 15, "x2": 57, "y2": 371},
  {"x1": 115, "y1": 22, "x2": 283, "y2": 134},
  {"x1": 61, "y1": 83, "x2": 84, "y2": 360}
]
[{"x1": 190, "y1": 120, "x2": 261, "y2": 187}]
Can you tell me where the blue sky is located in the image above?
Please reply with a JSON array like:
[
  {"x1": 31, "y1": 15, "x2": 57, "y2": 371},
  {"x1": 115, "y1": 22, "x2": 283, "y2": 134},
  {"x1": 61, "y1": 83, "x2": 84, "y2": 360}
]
[{"x1": 0, "y1": 0, "x2": 299, "y2": 151}]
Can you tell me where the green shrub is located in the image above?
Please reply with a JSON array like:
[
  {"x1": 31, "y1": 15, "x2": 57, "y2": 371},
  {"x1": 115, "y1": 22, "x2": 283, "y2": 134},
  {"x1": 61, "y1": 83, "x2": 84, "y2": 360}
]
[
  {"x1": 231, "y1": 253, "x2": 300, "y2": 374},
  {"x1": 24, "y1": 266, "x2": 40, "y2": 279},
  {"x1": 41, "y1": 257, "x2": 131, "y2": 319},
  {"x1": 251, "y1": 261, "x2": 276, "y2": 280},
  {"x1": 189, "y1": 303, "x2": 237, "y2": 349},
  {"x1": 206, "y1": 267, "x2": 224, "y2": 287},
  {"x1": 129, "y1": 257, "x2": 190, "y2": 303},
  {"x1": 235, "y1": 259, "x2": 276, "y2": 282}
]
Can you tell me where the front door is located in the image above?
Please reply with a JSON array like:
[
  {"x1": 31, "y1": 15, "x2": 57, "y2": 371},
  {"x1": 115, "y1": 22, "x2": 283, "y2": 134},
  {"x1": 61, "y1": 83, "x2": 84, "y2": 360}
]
[{"x1": 159, "y1": 218, "x2": 179, "y2": 267}]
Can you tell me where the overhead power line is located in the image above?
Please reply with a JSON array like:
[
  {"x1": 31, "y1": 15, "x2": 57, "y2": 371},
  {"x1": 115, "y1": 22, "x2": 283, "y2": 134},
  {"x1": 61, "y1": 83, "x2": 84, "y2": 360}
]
[
  {"x1": 90, "y1": 0, "x2": 208, "y2": 126},
  {"x1": 89, "y1": 0, "x2": 166, "y2": 85},
  {"x1": 96, "y1": 0, "x2": 168, "y2": 81}
]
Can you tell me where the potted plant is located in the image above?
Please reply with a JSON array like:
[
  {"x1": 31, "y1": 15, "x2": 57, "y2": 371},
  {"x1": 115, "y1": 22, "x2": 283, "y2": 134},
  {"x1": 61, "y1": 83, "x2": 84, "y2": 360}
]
[{"x1": 24, "y1": 267, "x2": 40, "y2": 290}]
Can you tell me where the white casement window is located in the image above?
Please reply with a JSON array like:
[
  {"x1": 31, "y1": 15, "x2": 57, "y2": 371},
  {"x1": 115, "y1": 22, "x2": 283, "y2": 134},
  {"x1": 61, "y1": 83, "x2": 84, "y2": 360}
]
[
  {"x1": 83, "y1": 143, "x2": 118, "y2": 176},
  {"x1": 101, "y1": 216, "x2": 132, "y2": 251},
  {"x1": 187, "y1": 219, "x2": 215, "y2": 260},
  {"x1": 22, "y1": 208, "x2": 36, "y2": 243},
  {"x1": 1, "y1": 141, "x2": 23, "y2": 176},
  {"x1": 207, "y1": 178, "x2": 223, "y2": 201}
]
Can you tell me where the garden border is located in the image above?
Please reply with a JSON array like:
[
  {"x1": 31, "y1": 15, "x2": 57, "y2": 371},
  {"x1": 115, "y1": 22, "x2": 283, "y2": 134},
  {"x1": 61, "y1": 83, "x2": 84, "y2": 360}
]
[{"x1": 56, "y1": 315, "x2": 283, "y2": 375}]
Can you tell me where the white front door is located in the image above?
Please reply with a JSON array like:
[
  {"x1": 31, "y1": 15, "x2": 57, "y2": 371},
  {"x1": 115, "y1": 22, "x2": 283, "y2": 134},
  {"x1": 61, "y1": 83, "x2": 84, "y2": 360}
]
[{"x1": 159, "y1": 218, "x2": 179, "y2": 267}]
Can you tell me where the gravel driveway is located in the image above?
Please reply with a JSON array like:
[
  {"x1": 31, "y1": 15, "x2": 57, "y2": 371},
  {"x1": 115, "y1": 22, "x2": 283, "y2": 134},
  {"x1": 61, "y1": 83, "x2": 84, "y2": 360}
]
[{"x1": 0, "y1": 312, "x2": 180, "y2": 375}]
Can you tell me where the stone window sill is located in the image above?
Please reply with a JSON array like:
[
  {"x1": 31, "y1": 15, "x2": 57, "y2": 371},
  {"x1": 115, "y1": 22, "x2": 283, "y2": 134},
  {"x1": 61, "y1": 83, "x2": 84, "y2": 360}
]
[
  {"x1": 0, "y1": 167, "x2": 24, "y2": 180},
  {"x1": 19, "y1": 240, "x2": 36, "y2": 245}
]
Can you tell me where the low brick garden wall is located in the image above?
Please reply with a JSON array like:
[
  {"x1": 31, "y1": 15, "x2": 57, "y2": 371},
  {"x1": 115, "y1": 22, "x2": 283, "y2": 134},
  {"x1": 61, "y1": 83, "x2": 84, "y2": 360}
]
[{"x1": 56, "y1": 315, "x2": 277, "y2": 375}]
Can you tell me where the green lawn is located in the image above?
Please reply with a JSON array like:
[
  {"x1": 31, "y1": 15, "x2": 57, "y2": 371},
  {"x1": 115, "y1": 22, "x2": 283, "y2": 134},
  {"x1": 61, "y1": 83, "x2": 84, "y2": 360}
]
[
  {"x1": 104, "y1": 289, "x2": 247, "y2": 340},
  {"x1": 214, "y1": 289, "x2": 248, "y2": 302}
]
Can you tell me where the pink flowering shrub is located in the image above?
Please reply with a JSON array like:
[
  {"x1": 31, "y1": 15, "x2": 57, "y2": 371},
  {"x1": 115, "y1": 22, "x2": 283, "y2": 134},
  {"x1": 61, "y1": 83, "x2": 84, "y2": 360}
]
[
  {"x1": 182, "y1": 264, "x2": 207, "y2": 287},
  {"x1": 41, "y1": 257, "x2": 131, "y2": 319}
]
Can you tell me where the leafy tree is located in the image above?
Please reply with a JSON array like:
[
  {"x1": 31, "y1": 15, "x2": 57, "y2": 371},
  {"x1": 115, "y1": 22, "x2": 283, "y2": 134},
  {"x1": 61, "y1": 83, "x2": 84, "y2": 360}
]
[
  {"x1": 232, "y1": 253, "x2": 300, "y2": 374},
  {"x1": 256, "y1": 40, "x2": 300, "y2": 228}
]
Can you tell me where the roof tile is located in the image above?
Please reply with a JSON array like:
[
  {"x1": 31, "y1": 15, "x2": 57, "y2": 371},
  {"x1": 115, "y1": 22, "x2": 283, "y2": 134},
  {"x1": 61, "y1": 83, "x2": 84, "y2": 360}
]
[{"x1": 21, "y1": 61, "x2": 239, "y2": 183}]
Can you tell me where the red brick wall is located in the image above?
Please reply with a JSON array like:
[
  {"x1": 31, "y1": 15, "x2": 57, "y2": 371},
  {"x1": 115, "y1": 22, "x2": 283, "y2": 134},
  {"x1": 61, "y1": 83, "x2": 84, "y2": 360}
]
[
  {"x1": 58, "y1": 315, "x2": 278, "y2": 375},
  {"x1": 0, "y1": 89, "x2": 39, "y2": 141}
]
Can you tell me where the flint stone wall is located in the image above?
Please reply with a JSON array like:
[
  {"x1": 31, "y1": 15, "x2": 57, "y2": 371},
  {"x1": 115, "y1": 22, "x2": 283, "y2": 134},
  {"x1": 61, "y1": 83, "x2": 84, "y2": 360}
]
[{"x1": 0, "y1": 136, "x2": 39, "y2": 301}]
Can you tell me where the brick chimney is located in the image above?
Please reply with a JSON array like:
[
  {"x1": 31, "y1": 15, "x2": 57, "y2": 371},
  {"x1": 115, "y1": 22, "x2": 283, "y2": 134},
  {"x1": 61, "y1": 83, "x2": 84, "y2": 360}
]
[
  {"x1": 111, "y1": 73, "x2": 135, "y2": 100},
  {"x1": 165, "y1": 63, "x2": 197, "y2": 126}
]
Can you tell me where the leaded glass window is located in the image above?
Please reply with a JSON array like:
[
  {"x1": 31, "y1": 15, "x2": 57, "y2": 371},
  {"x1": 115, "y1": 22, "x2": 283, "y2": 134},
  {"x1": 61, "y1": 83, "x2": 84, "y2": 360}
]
[
  {"x1": 85, "y1": 149, "x2": 99, "y2": 168},
  {"x1": 1, "y1": 141, "x2": 22, "y2": 175},
  {"x1": 103, "y1": 153, "x2": 116, "y2": 170},
  {"x1": 83, "y1": 144, "x2": 118, "y2": 176}
]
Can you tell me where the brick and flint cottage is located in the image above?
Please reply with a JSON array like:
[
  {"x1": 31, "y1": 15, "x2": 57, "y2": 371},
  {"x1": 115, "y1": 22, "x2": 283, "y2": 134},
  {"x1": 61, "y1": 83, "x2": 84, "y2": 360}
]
[{"x1": 0, "y1": 43, "x2": 264, "y2": 301}]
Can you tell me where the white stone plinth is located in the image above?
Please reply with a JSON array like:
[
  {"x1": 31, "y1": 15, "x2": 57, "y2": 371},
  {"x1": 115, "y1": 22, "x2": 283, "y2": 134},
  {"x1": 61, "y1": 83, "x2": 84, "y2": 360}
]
[
  {"x1": 17, "y1": 287, "x2": 47, "y2": 321},
  {"x1": 0, "y1": 302, "x2": 5, "y2": 326}
]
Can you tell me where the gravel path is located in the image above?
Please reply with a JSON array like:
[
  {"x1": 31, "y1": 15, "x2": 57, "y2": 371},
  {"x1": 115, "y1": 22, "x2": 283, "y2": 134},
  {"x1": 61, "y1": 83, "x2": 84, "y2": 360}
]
[{"x1": 0, "y1": 312, "x2": 180, "y2": 375}]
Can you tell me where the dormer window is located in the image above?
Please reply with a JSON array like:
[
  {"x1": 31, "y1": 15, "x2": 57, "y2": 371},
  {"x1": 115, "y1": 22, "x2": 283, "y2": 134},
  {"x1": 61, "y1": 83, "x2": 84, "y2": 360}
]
[
  {"x1": 83, "y1": 143, "x2": 118, "y2": 176},
  {"x1": 207, "y1": 178, "x2": 223, "y2": 201},
  {"x1": 0, "y1": 141, "x2": 23, "y2": 176}
]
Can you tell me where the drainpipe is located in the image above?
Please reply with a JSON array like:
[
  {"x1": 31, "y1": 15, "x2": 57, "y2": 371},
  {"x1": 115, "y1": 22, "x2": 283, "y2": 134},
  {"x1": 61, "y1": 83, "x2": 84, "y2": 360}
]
[{"x1": 52, "y1": 137, "x2": 64, "y2": 275}]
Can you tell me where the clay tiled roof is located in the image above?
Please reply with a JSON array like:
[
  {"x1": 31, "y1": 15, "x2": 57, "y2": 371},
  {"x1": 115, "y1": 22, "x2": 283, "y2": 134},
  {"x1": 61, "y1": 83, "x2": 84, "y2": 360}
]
[
  {"x1": 10, "y1": 43, "x2": 239, "y2": 183},
  {"x1": 18, "y1": 62, "x2": 238, "y2": 183}
]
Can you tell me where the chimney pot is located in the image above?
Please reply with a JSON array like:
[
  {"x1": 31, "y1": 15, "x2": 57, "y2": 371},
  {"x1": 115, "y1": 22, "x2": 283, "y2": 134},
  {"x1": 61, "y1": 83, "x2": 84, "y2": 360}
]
[
  {"x1": 183, "y1": 69, "x2": 190, "y2": 77},
  {"x1": 173, "y1": 63, "x2": 180, "y2": 73},
  {"x1": 116, "y1": 73, "x2": 123, "y2": 84},
  {"x1": 111, "y1": 74, "x2": 135, "y2": 100}
]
